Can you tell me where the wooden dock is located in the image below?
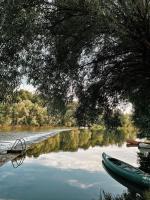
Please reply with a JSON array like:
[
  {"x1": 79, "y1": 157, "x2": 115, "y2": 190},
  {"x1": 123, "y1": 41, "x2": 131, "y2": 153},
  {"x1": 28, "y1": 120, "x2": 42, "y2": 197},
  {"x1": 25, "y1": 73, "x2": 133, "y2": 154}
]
[{"x1": 0, "y1": 129, "x2": 71, "y2": 168}]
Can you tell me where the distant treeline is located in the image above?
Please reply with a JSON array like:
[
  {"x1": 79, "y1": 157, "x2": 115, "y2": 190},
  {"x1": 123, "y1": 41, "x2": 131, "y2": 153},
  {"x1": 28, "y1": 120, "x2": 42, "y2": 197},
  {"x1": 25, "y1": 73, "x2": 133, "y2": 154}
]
[
  {"x1": 0, "y1": 90, "x2": 137, "y2": 131},
  {"x1": 0, "y1": 90, "x2": 76, "y2": 127}
]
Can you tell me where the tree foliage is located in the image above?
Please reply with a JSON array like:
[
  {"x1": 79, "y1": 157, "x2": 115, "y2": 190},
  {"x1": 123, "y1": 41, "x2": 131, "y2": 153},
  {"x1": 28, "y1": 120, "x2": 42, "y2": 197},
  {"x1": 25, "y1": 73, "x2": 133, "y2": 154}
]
[
  {"x1": 0, "y1": 90, "x2": 77, "y2": 126},
  {"x1": 0, "y1": 0, "x2": 150, "y2": 134},
  {"x1": 27, "y1": 128, "x2": 135, "y2": 156}
]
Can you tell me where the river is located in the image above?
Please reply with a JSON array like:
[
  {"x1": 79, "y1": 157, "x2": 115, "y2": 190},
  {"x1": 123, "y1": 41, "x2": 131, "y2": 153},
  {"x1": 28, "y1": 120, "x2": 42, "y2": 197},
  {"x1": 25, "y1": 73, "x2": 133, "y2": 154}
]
[{"x1": 0, "y1": 129, "x2": 149, "y2": 200}]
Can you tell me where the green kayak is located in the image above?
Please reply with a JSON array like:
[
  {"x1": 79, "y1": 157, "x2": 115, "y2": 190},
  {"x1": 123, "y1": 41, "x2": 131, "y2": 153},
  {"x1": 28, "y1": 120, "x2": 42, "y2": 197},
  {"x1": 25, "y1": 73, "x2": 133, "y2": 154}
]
[
  {"x1": 102, "y1": 153, "x2": 150, "y2": 188},
  {"x1": 102, "y1": 161, "x2": 145, "y2": 195}
]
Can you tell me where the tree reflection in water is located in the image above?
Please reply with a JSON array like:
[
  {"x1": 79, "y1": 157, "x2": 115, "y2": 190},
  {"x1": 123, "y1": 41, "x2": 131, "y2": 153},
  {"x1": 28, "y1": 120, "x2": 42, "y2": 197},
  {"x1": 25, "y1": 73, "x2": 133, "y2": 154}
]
[
  {"x1": 26, "y1": 128, "x2": 132, "y2": 158},
  {"x1": 10, "y1": 129, "x2": 150, "y2": 200},
  {"x1": 138, "y1": 152, "x2": 150, "y2": 174}
]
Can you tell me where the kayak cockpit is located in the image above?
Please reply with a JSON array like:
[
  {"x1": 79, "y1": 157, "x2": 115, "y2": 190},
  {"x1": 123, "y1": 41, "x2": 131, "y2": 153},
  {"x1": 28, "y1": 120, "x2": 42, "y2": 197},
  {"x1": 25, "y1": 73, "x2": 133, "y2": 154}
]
[
  {"x1": 108, "y1": 158, "x2": 122, "y2": 165},
  {"x1": 108, "y1": 157, "x2": 143, "y2": 174},
  {"x1": 102, "y1": 152, "x2": 150, "y2": 188}
]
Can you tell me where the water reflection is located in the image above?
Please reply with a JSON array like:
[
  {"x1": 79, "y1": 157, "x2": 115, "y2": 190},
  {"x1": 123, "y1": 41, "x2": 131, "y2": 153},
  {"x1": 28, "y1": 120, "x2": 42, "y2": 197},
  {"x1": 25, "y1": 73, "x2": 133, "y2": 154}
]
[
  {"x1": 100, "y1": 191, "x2": 145, "y2": 200},
  {"x1": 0, "y1": 128, "x2": 137, "y2": 170},
  {"x1": 0, "y1": 146, "x2": 130, "y2": 200},
  {"x1": 138, "y1": 152, "x2": 150, "y2": 174},
  {"x1": 11, "y1": 154, "x2": 26, "y2": 168},
  {"x1": 0, "y1": 129, "x2": 149, "y2": 200},
  {"x1": 26, "y1": 129, "x2": 132, "y2": 158},
  {"x1": 0, "y1": 128, "x2": 132, "y2": 169}
]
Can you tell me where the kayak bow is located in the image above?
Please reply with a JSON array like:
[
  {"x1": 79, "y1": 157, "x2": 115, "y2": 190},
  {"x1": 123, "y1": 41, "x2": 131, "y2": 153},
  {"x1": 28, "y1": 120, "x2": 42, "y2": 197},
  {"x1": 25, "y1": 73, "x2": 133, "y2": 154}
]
[{"x1": 102, "y1": 153, "x2": 150, "y2": 188}]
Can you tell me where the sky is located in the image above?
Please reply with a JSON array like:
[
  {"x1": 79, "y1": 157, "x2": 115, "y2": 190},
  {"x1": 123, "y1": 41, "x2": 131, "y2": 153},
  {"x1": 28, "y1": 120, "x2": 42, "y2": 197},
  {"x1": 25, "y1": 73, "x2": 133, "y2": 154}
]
[
  {"x1": 20, "y1": 78, "x2": 36, "y2": 92},
  {"x1": 117, "y1": 102, "x2": 133, "y2": 114},
  {"x1": 20, "y1": 78, "x2": 133, "y2": 114}
]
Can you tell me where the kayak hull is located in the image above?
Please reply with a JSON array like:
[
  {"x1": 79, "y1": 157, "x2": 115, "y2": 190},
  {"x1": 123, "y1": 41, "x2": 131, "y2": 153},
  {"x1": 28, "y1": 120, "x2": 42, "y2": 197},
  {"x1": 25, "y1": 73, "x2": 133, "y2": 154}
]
[
  {"x1": 102, "y1": 161, "x2": 146, "y2": 195},
  {"x1": 102, "y1": 153, "x2": 150, "y2": 188}
]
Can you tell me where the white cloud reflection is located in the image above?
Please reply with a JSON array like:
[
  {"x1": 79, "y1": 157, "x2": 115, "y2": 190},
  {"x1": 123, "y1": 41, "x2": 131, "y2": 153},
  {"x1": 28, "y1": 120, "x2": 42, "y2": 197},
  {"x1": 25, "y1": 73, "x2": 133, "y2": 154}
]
[
  {"x1": 0, "y1": 172, "x2": 15, "y2": 181},
  {"x1": 0, "y1": 199, "x2": 15, "y2": 200},
  {"x1": 67, "y1": 179, "x2": 98, "y2": 189},
  {"x1": 25, "y1": 146, "x2": 138, "y2": 173}
]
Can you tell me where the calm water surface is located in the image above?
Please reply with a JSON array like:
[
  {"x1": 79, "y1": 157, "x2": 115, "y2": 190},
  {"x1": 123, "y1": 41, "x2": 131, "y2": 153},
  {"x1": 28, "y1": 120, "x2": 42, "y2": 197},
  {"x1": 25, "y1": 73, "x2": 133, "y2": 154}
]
[{"x1": 0, "y1": 129, "x2": 144, "y2": 200}]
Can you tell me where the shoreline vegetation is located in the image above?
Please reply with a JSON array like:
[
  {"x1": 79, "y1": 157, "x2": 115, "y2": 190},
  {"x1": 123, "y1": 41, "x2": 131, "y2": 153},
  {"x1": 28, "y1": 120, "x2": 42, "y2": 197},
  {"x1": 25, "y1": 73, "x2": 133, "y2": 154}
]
[
  {"x1": 99, "y1": 190, "x2": 150, "y2": 200},
  {"x1": 0, "y1": 90, "x2": 137, "y2": 137},
  {"x1": 0, "y1": 90, "x2": 77, "y2": 127},
  {"x1": 26, "y1": 129, "x2": 135, "y2": 157}
]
